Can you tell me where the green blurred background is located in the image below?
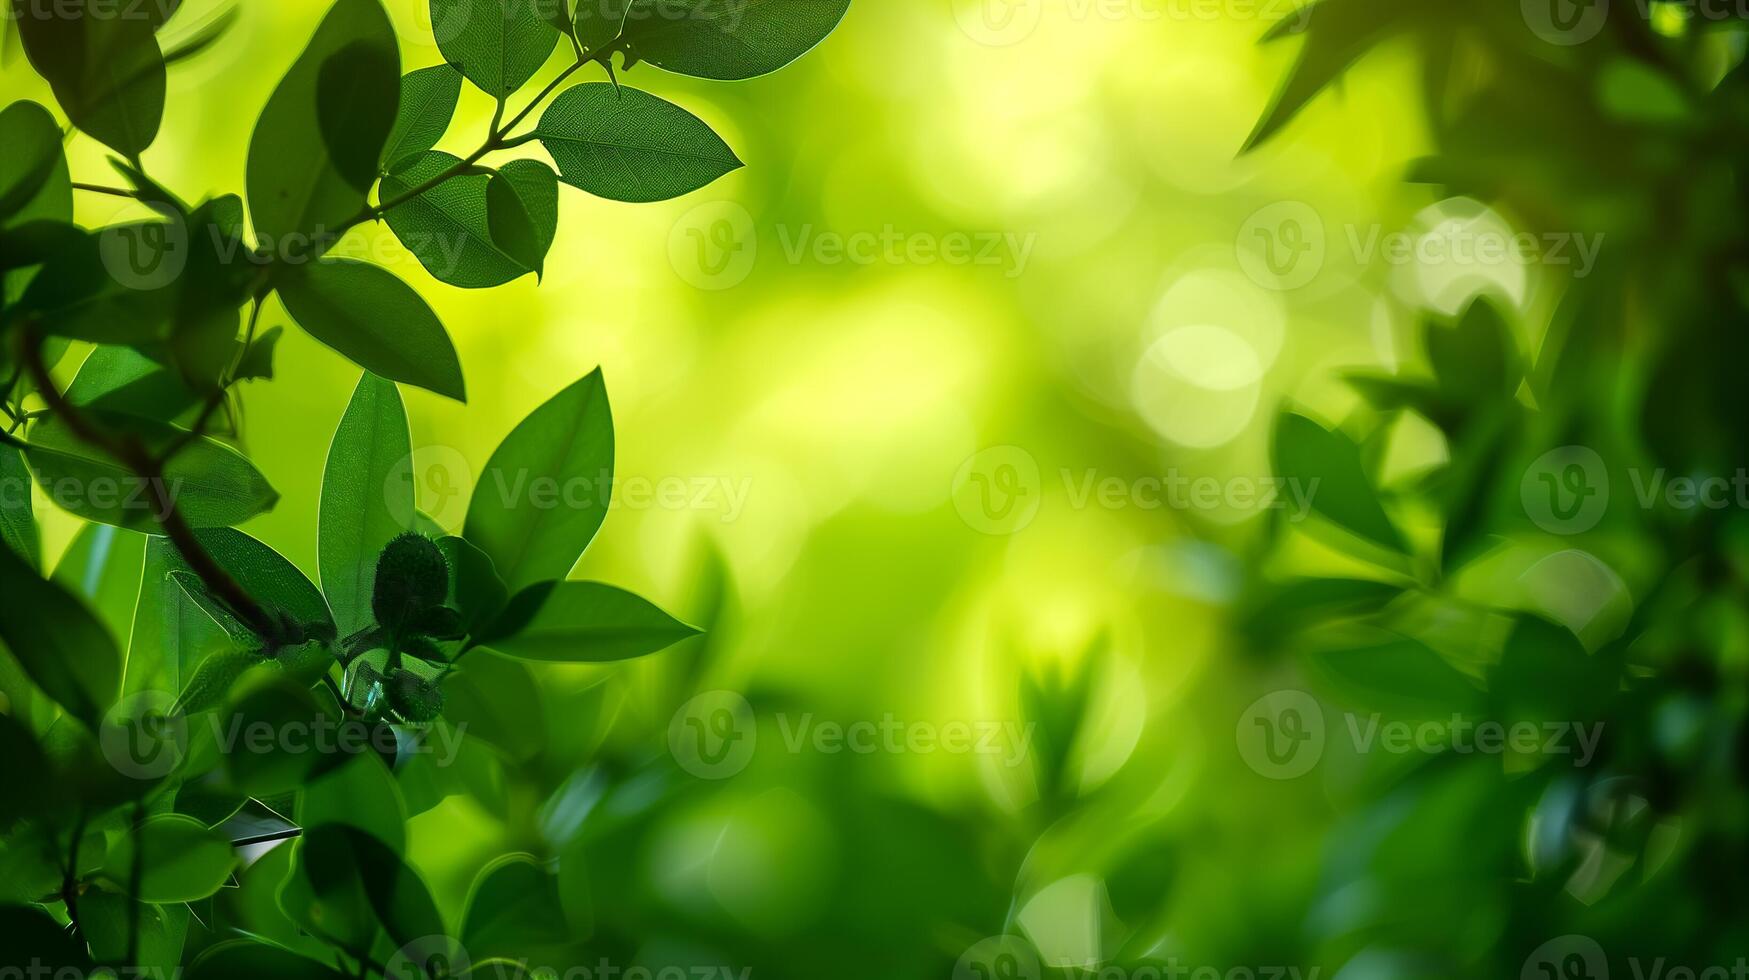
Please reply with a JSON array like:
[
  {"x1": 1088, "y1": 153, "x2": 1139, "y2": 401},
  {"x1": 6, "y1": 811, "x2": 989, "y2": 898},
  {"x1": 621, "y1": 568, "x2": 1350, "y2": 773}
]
[{"x1": 4, "y1": 0, "x2": 1655, "y2": 976}]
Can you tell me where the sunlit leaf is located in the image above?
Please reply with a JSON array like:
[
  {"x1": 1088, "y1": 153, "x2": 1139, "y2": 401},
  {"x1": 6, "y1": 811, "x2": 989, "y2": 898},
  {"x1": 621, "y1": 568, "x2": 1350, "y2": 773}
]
[
  {"x1": 537, "y1": 83, "x2": 741, "y2": 202},
  {"x1": 102, "y1": 813, "x2": 238, "y2": 902},
  {"x1": 380, "y1": 63, "x2": 463, "y2": 173},
  {"x1": 478, "y1": 580, "x2": 699, "y2": 661},
  {"x1": 322, "y1": 372, "x2": 413, "y2": 637},
  {"x1": 11, "y1": 0, "x2": 167, "y2": 156},
  {"x1": 431, "y1": 0, "x2": 561, "y2": 97},
  {"x1": 276, "y1": 257, "x2": 466, "y2": 400},
  {"x1": 619, "y1": 0, "x2": 850, "y2": 80},
  {"x1": 1273, "y1": 411, "x2": 1406, "y2": 552}
]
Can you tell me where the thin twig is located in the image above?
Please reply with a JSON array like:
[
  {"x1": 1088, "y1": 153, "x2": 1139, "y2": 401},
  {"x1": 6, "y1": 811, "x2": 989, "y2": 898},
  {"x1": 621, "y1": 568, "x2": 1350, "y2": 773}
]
[{"x1": 71, "y1": 182, "x2": 143, "y2": 200}]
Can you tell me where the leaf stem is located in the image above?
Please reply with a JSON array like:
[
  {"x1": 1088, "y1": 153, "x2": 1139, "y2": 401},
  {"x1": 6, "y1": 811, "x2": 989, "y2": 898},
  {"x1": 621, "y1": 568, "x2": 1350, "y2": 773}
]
[{"x1": 70, "y1": 182, "x2": 144, "y2": 200}]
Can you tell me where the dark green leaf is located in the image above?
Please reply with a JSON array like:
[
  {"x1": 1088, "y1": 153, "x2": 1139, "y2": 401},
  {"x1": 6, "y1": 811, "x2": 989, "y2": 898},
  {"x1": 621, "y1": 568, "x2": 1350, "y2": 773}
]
[
  {"x1": 175, "y1": 647, "x2": 265, "y2": 714},
  {"x1": 619, "y1": 0, "x2": 850, "y2": 80},
  {"x1": 380, "y1": 151, "x2": 534, "y2": 287},
  {"x1": 77, "y1": 895, "x2": 188, "y2": 975},
  {"x1": 11, "y1": 0, "x2": 166, "y2": 156},
  {"x1": 102, "y1": 813, "x2": 238, "y2": 902},
  {"x1": 322, "y1": 372, "x2": 414, "y2": 636},
  {"x1": 323, "y1": 825, "x2": 445, "y2": 946},
  {"x1": 187, "y1": 528, "x2": 334, "y2": 637},
  {"x1": 186, "y1": 939, "x2": 348, "y2": 980},
  {"x1": 438, "y1": 534, "x2": 509, "y2": 636},
  {"x1": 0, "y1": 445, "x2": 38, "y2": 570},
  {"x1": 247, "y1": 0, "x2": 399, "y2": 244},
  {"x1": 442, "y1": 649, "x2": 543, "y2": 760},
  {"x1": 479, "y1": 580, "x2": 699, "y2": 662},
  {"x1": 464, "y1": 369, "x2": 612, "y2": 592},
  {"x1": 1273, "y1": 411, "x2": 1406, "y2": 552},
  {"x1": 380, "y1": 63, "x2": 463, "y2": 173},
  {"x1": 462, "y1": 854, "x2": 571, "y2": 961},
  {"x1": 0, "y1": 538, "x2": 120, "y2": 726},
  {"x1": 487, "y1": 159, "x2": 558, "y2": 279},
  {"x1": 0, "y1": 100, "x2": 71, "y2": 227},
  {"x1": 536, "y1": 83, "x2": 741, "y2": 202},
  {"x1": 1306, "y1": 633, "x2": 1481, "y2": 720},
  {"x1": 64, "y1": 343, "x2": 203, "y2": 423},
  {"x1": 300, "y1": 750, "x2": 407, "y2": 851},
  {"x1": 276, "y1": 257, "x2": 466, "y2": 400},
  {"x1": 10, "y1": 226, "x2": 177, "y2": 344},
  {"x1": 431, "y1": 0, "x2": 561, "y2": 97},
  {"x1": 573, "y1": 0, "x2": 629, "y2": 54},
  {"x1": 235, "y1": 324, "x2": 284, "y2": 382},
  {"x1": 1427, "y1": 297, "x2": 1521, "y2": 404}
]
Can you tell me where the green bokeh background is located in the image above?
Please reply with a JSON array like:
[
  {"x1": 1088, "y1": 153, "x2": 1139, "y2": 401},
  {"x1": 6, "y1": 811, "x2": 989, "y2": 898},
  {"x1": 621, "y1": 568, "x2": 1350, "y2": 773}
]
[{"x1": 3, "y1": 0, "x2": 1639, "y2": 974}]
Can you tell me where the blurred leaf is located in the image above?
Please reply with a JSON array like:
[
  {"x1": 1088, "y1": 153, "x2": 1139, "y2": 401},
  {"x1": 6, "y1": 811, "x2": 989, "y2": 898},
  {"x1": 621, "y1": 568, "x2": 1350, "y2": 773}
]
[
  {"x1": 1242, "y1": 0, "x2": 1425, "y2": 151},
  {"x1": 381, "y1": 63, "x2": 463, "y2": 173},
  {"x1": 1490, "y1": 616, "x2": 1609, "y2": 728},
  {"x1": 235, "y1": 324, "x2": 284, "y2": 382},
  {"x1": 276, "y1": 257, "x2": 466, "y2": 400},
  {"x1": 11, "y1": 0, "x2": 166, "y2": 156},
  {"x1": 308, "y1": 824, "x2": 444, "y2": 948},
  {"x1": 479, "y1": 580, "x2": 699, "y2": 662},
  {"x1": 9, "y1": 226, "x2": 176, "y2": 344},
  {"x1": 0, "y1": 538, "x2": 120, "y2": 727},
  {"x1": 381, "y1": 151, "x2": 535, "y2": 288},
  {"x1": 322, "y1": 372, "x2": 413, "y2": 637},
  {"x1": 247, "y1": 0, "x2": 399, "y2": 244},
  {"x1": 442, "y1": 648, "x2": 543, "y2": 761},
  {"x1": 619, "y1": 0, "x2": 850, "y2": 80},
  {"x1": 462, "y1": 854, "x2": 571, "y2": 961},
  {"x1": 1306, "y1": 633, "x2": 1481, "y2": 720},
  {"x1": 536, "y1": 83, "x2": 741, "y2": 202},
  {"x1": 431, "y1": 0, "x2": 561, "y2": 97},
  {"x1": 186, "y1": 939, "x2": 347, "y2": 980},
  {"x1": 102, "y1": 813, "x2": 238, "y2": 902},
  {"x1": 0, "y1": 445, "x2": 38, "y2": 570},
  {"x1": 176, "y1": 646, "x2": 266, "y2": 714},
  {"x1": 1426, "y1": 298, "x2": 1521, "y2": 405},
  {"x1": 0, "y1": 100, "x2": 71, "y2": 227},
  {"x1": 299, "y1": 750, "x2": 407, "y2": 852},
  {"x1": 76, "y1": 891, "x2": 189, "y2": 971},
  {"x1": 1273, "y1": 411, "x2": 1406, "y2": 552},
  {"x1": 64, "y1": 344, "x2": 202, "y2": 423},
  {"x1": 464, "y1": 368, "x2": 611, "y2": 592}
]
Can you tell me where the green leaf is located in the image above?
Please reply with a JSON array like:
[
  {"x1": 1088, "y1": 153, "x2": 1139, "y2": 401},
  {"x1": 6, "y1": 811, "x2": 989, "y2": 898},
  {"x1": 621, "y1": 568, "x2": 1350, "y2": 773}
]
[
  {"x1": 431, "y1": 0, "x2": 561, "y2": 97},
  {"x1": 186, "y1": 939, "x2": 348, "y2": 980},
  {"x1": 322, "y1": 372, "x2": 414, "y2": 637},
  {"x1": 479, "y1": 580, "x2": 699, "y2": 662},
  {"x1": 380, "y1": 151, "x2": 535, "y2": 288},
  {"x1": 300, "y1": 750, "x2": 407, "y2": 852},
  {"x1": 1306, "y1": 633, "x2": 1481, "y2": 721},
  {"x1": 9, "y1": 226, "x2": 177, "y2": 344},
  {"x1": 462, "y1": 854, "x2": 571, "y2": 961},
  {"x1": 1272, "y1": 411, "x2": 1405, "y2": 552},
  {"x1": 438, "y1": 535, "x2": 509, "y2": 636},
  {"x1": 216, "y1": 674, "x2": 331, "y2": 795},
  {"x1": 464, "y1": 369, "x2": 612, "y2": 592},
  {"x1": 235, "y1": 325, "x2": 284, "y2": 382},
  {"x1": 125, "y1": 537, "x2": 230, "y2": 699},
  {"x1": 380, "y1": 63, "x2": 464, "y2": 173},
  {"x1": 536, "y1": 83, "x2": 742, "y2": 203},
  {"x1": 102, "y1": 813, "x2": 238, "y2": 902},
  {"x1": 1242, "y1": 0, "x2": 1419, "y2": 152},
  {"x1": 573, "y1": 0, "x2": 629, "y2": 55},
  {"x1": 276, "y1": 257, "x2": 466, "y2": 400},
  {"x1": 175, "y1": 647, "x2": 266, "y2": 714},
  {"x1": 186, "y1": 528, "x2": 334, "y2": 637},
  {"x1": 76, "y1": 892, "x2": 189, "y2": 972},
  {"x1": 0, "y1": 539, "x2": 121, "y2": 727},
  {"x1": 1426, "y1": 297, "x2": 1521, "y2": 404},
  {"x1": 441, "y1": 648, "x2": 543, "y2": 760},
  {"x1": 11, "y1": 0, "x2": 166, "y2": 156},
  {"x1": 0, "y1": 445, "x2": 38, "y2": 570},
  {"x1": 64, "y1": 344, "x2": 203, "y2": 424},
  {"x1": 23, "y1": 412, "x2": 276, "y2": 530},
  {"x1": 619, "y1": 0, "x2": 850, "y2": 80},
  {"x1": 246, "y1": 0, "x2": 399, "y2": 245},
  {"x1": 487, "y1": 159, "x2": 559, "y2": 279},
  {"x1": 309, "y1": 825, "x2": 445, "y2": 947},
  {"x1": 0, "y1": 100, "x2": 71, "y2": 228},
  {"x1": 53, "y1": 523, "x2": 148, "y2": 647}
]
